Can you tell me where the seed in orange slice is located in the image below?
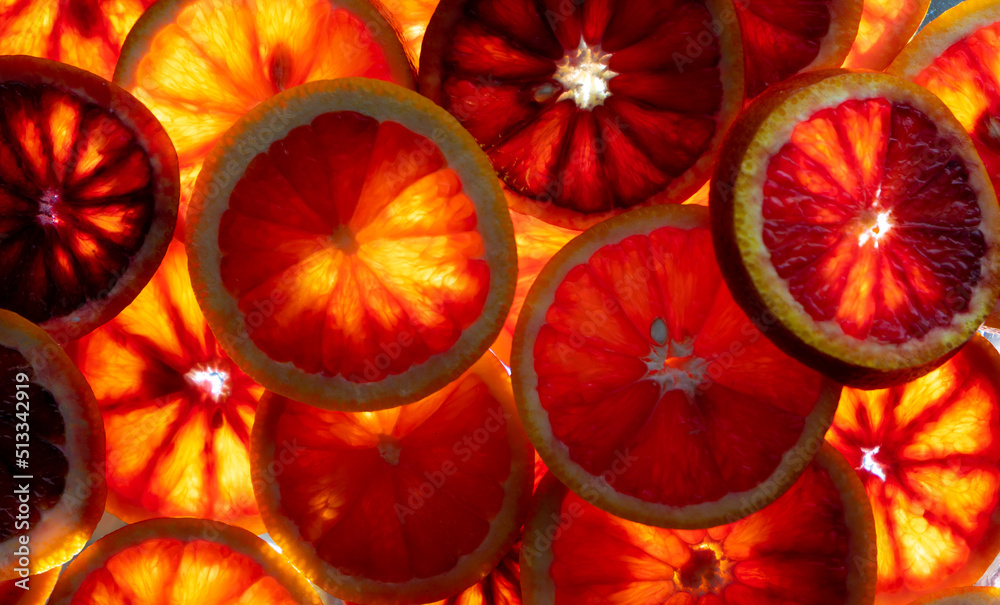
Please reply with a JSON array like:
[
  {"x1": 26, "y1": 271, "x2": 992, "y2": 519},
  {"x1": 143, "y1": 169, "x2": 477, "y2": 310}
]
[
  {"x1": 711, "y1": 69, "x2": 1000, "y2": 389},
  {"x1": 908, "y1": 586, "x2": 1000, "y2": 605},
  {"x1": 0, "y1": 567, "x2": 59, "y2": 605},
  {"x1": 418, "y1": 0, "x2": 744, "y2": 229},
  {"x1": 0, "y1": 0, "x2": 155, "y2": 80},
  {"x1": 0, "y1": 310, "x2": 106, "y2": 580},
  {"x1": 889, "y1": 0, "x2": 1000, "y2": 205},
  {"x1": 842, "y1": 0, "x2": 930, "y2": 70},
  {"x1": 187, "y1": 78, "x2": 516, "y2": 410},
  {"x1": 47, "y1": 517, "x2": 323, "y2": 604},
  {"x1": 520, "y1": 444, "x2": 877, "y2": 604},
  {"x1": 378, "y1": 0, "x2": 441, "y2": 67},
  {"x1": 735, "y1": 0, "x2": 862, "y2": 98},
  {"x1": 113, "y1": 0, "x2": 416, "y2": 240},
  {"x1": 826, "y1": 335, "x2": 1000, "y2": 605},
  {"x1": 68, "y1": 240, "x2": 265, "y2": 533},
  {"x1": 251, "y1": 353, "x2": 533, "y2": 605},
  {"x1": 512, "y1": 204, "x2": 841, "y2": 529},
  {"x1": 0, "y1": 55, "x2": 179, "y2": 341}
]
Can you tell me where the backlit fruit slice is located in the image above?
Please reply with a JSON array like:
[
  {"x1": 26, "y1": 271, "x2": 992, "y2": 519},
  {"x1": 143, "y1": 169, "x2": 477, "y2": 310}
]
[
  {"x1": 842, "y1": 0, "x2": 930, "y2": 70},
  {"x1": 512, "y1": 204, "x2": 841, "y2": 529},
  {"x1": 68, "y1": 240, "x2": 265, "y2": 533},
  {"x1": 251, "y1": 353, "x2": 533, "y2": 605},
  {"x1": 0, "y1": 55, "x2": 179, "y2": 341},
  {"x1": 0, "y1": 0, "x2": 155, "y2": 80},
  {"x1": 711, "y1": 69, "x2": 1000, "y2": 389},
  {"x1": 521, "y1": 445, "x2": 877, "y2": 605},
  {"x1": 46, "y1": 518, "x2": 323, "y2": 604},
  {"x1": 377, "y1": 0, "x2": 441, "y2": 66},
  {"x1": 0, "y1": 568, "x2": 59, "y2": 605},
  {"x1": 114, "y1": 0, "x2": 416, "y2": 239},
  {"x1": 0, "y1": 310, "x2": 106, "y2": 580},
  {"x1": 735, "y1": 0, "x2": 862, "y2": 98},
  {"x1": 889, "y1": 0, "x2": 1000, "y2": 201},
  {"x1": 825, "y1": 335, "x2": 1000, "y2": 605},
  {"x1": 187, "y1": 78, "x2": 516, "y2": 410},
  {"x1": 909, "y1": 587, "x2": 1000, "y2": 605},
  {"x1": 419, "y1": 0, "x2": 744, "y2": 229}
]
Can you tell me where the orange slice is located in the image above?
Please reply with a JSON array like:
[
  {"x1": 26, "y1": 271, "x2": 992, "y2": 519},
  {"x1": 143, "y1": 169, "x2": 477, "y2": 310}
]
[
  {"x1": 735, "y1": 0, "x2": 862, "y2": 98},
  {"x1": 0, "y1": 55, "x2": 179, "y2": 341},
  {"x1": 47, "y1": 517, "x2": 323, "y2": 604},
  {"x1": 187, "y1": 78, "x2": 516, "y2": 410},
  {"x1": 419, "y1": 0, "x2": 744, "y2": 229},
  {"x1": 842, "y1": 0, "x2": 930, "y2": 70},
  {"x1": 521, "y1": 444, "x2": 877, "y2": 604},
  {"x1": 0, "y1": 0, "x2": 155, "y2": 80},
  {"x1": 711, "y1": 69, "x2": 1000, "y2": 389},
  {"x1": 0, "y1": 568, "x2": 59, "y2": 605},
  {"x1": 68, "y1": 240, "x2": 264, "y2": 533},
  {"x1": 826, "y1": 335, "x2": 1000, "y2": 605},
  {"x1": 251, "y1": 353, "x2": 533, "y2": 604},
  {"x1": 512, "y1": 204, "x2": 841, "y2": 529},
  {"x1": 889, "y1": 0, "x2": 1000, "y2": 204},
  {"x1": 0, "y1": 310, "x2": 106, "y2": 580},
  {"x1": 378, "y1": 0, "x2": 441, "y2": 67},
  {"x1": 114, "y1": 0, "x2": 415, "y2": 239},
  {"x1": 909, "y1": 586, "x2": 1000, "y2": 605}
]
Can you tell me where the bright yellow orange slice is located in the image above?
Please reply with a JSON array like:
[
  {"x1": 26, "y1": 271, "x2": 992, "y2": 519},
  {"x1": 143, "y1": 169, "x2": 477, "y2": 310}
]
[
  {"x1": 251, "y1": 353, "x2": 533, "y2": 604},
  {"x1": 68, "y1": 240, "x2": 265, "y2": 533},
  {"x1": 114, "y1": 0, "x2": 415, "y2": 238},
  {"x1": 842, "y1": 0, "x2": 930, "y2": 70},
  {"x1": 909, "y1": 586, "x2": 1000, "y2": 605},
  {"x1": 0, "y1": 0, "x2": 155, "y2": 80},
  {"x1": 0, "y1": 310, "x2": 106, "y2": 580},
  {"x1": 826, "y1": 335, "x2": 1000, "y2": 605},
  {"x1": 521, "y1": 444, "x2": 877, "y2": 604},
  {"x1": 47, "y1": 517, "x2": 323, "y2": 604},
  {"x1": 187, "y1": 78, "x2": 516, "y2": 410}
]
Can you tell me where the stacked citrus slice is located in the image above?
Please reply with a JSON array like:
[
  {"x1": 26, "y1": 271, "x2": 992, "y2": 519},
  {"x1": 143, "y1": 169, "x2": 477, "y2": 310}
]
[
  {"x1": 909, "y1": 587, "x2": 1000, "y2": 605},
  {"x1": 0, "y1": 568, "x2": 59, "y2": 605},
  {"x1": 842, "y1": 0, "x2": 930, "y2": 69}
]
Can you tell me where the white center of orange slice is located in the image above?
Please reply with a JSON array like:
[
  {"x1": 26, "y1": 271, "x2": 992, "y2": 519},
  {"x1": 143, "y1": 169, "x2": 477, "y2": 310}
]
[
  {"x1": 644, "y1": 318, "x2": 709, "y2": 399},
  {"x1": 185, "y1": 366, "x2": 231, "y2": 401},
  {"x1": 858, "y1": 445, "x2": 887, "y2": 481},
  {"x1": 857, "y1": 208, "x2": 893, "y2": 247},
  {"x1": 673, "y1": 539, "x2": 734, "y2": 597},
  {"x1": 553, "y1": 39, "x2": 617, "y2": 110}
]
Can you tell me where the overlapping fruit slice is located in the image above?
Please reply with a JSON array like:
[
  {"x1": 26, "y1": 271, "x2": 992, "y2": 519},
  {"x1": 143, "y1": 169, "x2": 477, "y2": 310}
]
[
  {"x1": 419, "y1": 0, "x2": 743, "y2": 228},
  {"x1": 187, "y1": 78, "x2": 516, "y2": 409},
  {"x1": 0, "y1": 310, "x2": 106, "y2": 580},
  {"x1": 378, "y1": 0, "x2": 441, "y2": 66},
  {"x1": 114, "y1": 0, "x2": 415, "y2": 238},
  {"x1": 251, "y1": 354, "x2": 533, "y2": 605},
  {"x1": 889, "y1": 0, "x2": 1000, "y2": 200},
  {"x1": 0, "y1": 56, "x2": 179, "y2": 340},
  {"x1": 826, "y1": 335, "x2": 1000, "y2": 605},
  {"x1": 711, "y1": 70, "x2": 1000, "y2": 389},
  {"x1": 735, "y1": 0, "x2": 862, "y2": 98},
  {"x1": 47, "y1": 518, "x2": 323, "y2": 604},
  {"x1": 909, "y1": 587, "x2": 1000, "y2": 605},
  {"x1": 512, "y1": 205, "x2": 841, "y2": 529},
  {"x1": 521, "y1": 445, "x2": 877, "y2": 604},
  {"x1": 68, "y1": 240, "x2": 265, "y2": 533},
  {"x1": 842, "y1": 0, "x2": 930, "y2": 70},
  {"x1": 0, "y1": 0, "x2": 155, "y2": 80},
  {"x1": 0, "y1": 568, "x2": 59, "y2": 605}
]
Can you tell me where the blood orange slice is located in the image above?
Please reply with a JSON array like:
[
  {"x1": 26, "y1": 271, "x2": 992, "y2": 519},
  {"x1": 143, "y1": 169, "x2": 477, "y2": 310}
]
[
  {"x1": 251, "y1": 353, "x2": 533, "y2": 604},
  {"x1": 187, "y1": 78, "x2": 516, "y2": 410},
  {"x1": 68, "y1": 240, "x2": 264, "y2": 533},
  {"x1": 711, "y1": 69, "x2": 1000, "y2": 389},
  {"x1": 735, "y1": 0, "x2": 862, "y2": 98},
  {"x1": 521, "y1": 444, "x2": 877, "y2": 604},
  {"x1": 47, "y1": 517, "x2": 323, "y2": 604},
  {"x1": 842, "y1": 0, "x2": 930, "y2": 70},
  {"x1": 0, "y1": 0, "x2": 155, "y2": 80},
  {"x1": 0, "y1": 310, "x2": 106, "y2": 580},
  {"x1": 889, "y1": 0, "x2": 1000, "y2": 201},
  {"x1": 512, "y1": 204, "x2": 841, "y2": 529},
  {"x1": 418, "y1": 0, "x2": 744, "y2": 229},
  {"x1": 114, "y1": 0, "x2": 415, "y2": 239},
  {"x1": 0, "y1": 568, "x2": 58, "y2": 605},
  {"x1": 826, "y1": 335, "x2": 1000, "y2": 605},
  {"x1": 0, "y1": 55, "x2": 179, "y2": 341},
  {"x1": 909, "y1": 587, "x2": 1000, "y2": 605}
]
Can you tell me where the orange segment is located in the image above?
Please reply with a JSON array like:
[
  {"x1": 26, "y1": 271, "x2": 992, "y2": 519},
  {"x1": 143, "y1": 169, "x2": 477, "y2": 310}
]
[
  {"x1": 379, "y1": 0, "x2": 441, "y2": 66},
  {"x1": 187, "y1": 78, "x2": 515, "y2": 410},
  {"x1": 0, "y1": 568, "x2": 59, "y2": 605},
  {"x1": 47, "y1": 518, "x2": 323, "y2": 605},
  {"x1": 826, "y1": 335, "x2": 1000, "y2": 605},
  {"x1": 69, "y1": 240, "x2": 265, "y2": 533},
  {"x1": 252, "y1": 353, "x2": 533, "y2": 604},
  {"x1": 512, "y1": 204, "x2": 841, "y2": 529},
  {"x1": 520, "y1": 445, "x2": 877, "y2": 604},
  {"x1": 842, "y1": 0, "x2": 929, "y2": 69},
  {"x1": 114, "y1": 0, "x2": 415, "y2": 239}
]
